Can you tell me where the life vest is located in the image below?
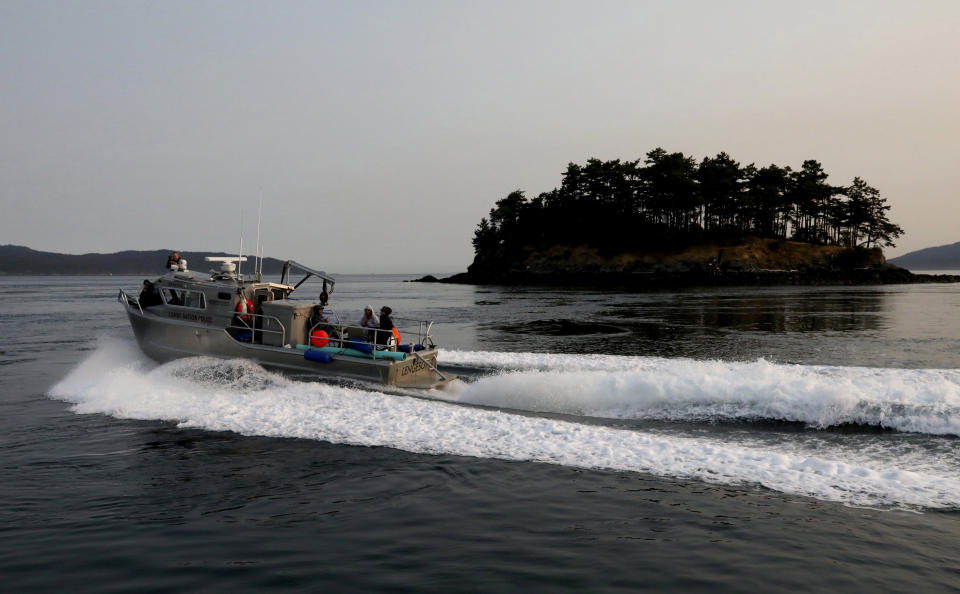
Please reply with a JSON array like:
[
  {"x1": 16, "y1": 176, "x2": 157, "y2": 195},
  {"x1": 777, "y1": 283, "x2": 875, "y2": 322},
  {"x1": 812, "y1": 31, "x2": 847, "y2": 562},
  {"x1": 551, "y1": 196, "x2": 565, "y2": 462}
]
[
  {"x1": 235, "y1": 297, "x2": 254, "y2": 322},
  {"x1": 391, "y1": 327, "x2": 401, "y2": 344}
]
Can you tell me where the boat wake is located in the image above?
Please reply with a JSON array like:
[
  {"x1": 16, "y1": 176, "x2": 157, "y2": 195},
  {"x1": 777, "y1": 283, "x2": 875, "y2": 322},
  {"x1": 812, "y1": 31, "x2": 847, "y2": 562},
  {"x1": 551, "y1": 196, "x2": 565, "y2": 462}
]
[
  {"x1": 440, "y1": 350, "x2": 960, "y2": 436},
  {"x1": 49, "y1": 337, "x2": 960, "y2": 510}
]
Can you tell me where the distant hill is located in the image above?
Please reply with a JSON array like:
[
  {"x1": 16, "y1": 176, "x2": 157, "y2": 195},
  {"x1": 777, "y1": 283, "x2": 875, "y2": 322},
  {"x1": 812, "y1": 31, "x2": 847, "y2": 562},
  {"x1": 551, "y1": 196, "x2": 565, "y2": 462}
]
[
  {"x1": 0, "y1": 245, "x2": 289, "y2": 275},
  {"x1": 888, "y1": 242, "x2": 960, "y2": 270}
]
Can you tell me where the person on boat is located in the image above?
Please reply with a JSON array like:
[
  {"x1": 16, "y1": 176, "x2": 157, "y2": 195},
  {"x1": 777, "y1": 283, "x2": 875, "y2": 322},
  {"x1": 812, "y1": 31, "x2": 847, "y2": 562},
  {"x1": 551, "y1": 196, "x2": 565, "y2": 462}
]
[
  {"x1": 310, "y1": 304, "x2": 330, "y2": 327},
  {"x1": 358, "y1": 305, "x2": 379, "y2": 339},
  {"x1": 376, "y1": 306, "x2": 394, "y2": 346},
  {"x1": 310, "y1": 304, "x2": 340, "y2": 339},
  {"x1": 138, "y1": 280, "x2": 162, "y2": 308},
  {"x1": 166, "y1": 251, "x2": 181, "y2": 270}
]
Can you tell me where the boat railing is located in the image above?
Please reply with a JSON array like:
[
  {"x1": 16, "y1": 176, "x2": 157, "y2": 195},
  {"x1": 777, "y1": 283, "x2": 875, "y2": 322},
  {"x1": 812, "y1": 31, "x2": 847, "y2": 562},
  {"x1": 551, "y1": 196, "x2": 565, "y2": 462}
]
[
  {"x1": 117, "y1": 289, "x2": 143, "y2": 315},
  {"x1": 307, "y1": 323, "x2": 346, "y2": 349},
  {"x1": 306, "y1": 315, "x2": 436, "y2": 351},
  {"x1": 306, "y1": 310, "x2": 353, "y2": 350},
  {"x1": 393, "y1": 317, "x2": 438, "y2": 349},
  {"x1": 228, "y1": 313, "x2": 286, "y2": 345}
]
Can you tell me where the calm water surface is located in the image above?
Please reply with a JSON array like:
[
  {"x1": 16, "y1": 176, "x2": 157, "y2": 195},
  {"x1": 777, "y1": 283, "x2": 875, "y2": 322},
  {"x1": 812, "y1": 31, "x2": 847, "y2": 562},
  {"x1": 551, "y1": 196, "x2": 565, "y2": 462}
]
[{"x1": 1, "y1": 275, "x2": 959, "y2": 592}]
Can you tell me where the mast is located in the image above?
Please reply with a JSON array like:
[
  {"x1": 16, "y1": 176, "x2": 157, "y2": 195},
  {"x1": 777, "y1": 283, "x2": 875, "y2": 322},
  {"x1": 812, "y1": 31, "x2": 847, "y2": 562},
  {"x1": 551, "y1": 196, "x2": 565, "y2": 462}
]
[
  {"x1": 255, "y1": 191, "x2": 263, "y2": 280},
  {"x1": 237, "y1": 210, "x2": 244, "y2": 280}
]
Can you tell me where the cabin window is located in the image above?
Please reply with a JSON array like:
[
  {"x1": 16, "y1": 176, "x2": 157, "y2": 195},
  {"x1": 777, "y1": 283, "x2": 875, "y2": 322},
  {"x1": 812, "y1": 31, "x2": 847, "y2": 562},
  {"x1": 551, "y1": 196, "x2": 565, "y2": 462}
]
[{"x1": 161, "y1": 288, "x2": 207, "y2": 309}]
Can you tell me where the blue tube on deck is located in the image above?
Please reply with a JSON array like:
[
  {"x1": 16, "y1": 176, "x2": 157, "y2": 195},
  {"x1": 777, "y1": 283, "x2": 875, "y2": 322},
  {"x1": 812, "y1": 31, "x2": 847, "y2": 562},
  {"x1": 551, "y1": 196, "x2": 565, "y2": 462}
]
[
  {"x1": 344, "y1": 339, "x2": 374, "y2": 354},
  {"x1": 303, "y1": 349, "x2": 333, "y2": 364}
]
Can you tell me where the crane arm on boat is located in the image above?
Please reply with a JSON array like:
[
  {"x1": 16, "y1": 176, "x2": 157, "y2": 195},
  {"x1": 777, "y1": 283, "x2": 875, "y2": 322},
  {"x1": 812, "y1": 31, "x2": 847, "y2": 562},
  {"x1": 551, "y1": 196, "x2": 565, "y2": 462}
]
[{"x1": 281, "y1": 260, "x2": 336, "y2": 294}]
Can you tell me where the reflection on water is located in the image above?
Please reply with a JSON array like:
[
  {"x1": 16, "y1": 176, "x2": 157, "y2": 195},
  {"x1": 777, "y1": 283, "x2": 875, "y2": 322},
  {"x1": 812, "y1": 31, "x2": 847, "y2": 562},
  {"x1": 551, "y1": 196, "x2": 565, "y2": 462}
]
[
  {"x1": 628, "y1": 291, "x2": 886, "y2": 333},
  {"x1": 471, "y1": 283, "x2": 960, "y2": 368},
  {"x1": 491, "y1": 319, "x2": 629, "y2": 337}
]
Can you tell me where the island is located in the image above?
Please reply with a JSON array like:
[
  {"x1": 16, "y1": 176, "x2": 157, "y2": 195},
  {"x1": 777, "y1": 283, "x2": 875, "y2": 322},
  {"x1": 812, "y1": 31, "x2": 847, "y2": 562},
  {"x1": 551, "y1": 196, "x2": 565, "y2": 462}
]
[
  {"x1": 433, "y1": 150, "x2": 959, "y2": 286},
  {"x1": 0, "y1": 245, "x2": 289, "y2": 276},
  {"x1": 888, "y1": 241, "x2": 960, "y2": 271}
]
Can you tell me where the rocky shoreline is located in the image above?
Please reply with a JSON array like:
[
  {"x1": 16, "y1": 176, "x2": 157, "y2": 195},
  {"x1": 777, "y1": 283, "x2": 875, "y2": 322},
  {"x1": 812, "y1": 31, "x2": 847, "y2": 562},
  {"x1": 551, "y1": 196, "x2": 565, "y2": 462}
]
[
  {"x1": 418, "y1": 267, "x2": 959, "y2": 287},
  {"x1": 415, "y1": 238, "x2": 960, "y2": 287}
]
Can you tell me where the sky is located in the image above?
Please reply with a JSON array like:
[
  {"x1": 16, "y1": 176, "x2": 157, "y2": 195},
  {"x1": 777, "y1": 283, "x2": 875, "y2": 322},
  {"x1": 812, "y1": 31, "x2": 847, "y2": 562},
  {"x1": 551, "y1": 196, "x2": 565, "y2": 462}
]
[{"x1": 1, "y1": 1, "x2": 958, "y2": 273}]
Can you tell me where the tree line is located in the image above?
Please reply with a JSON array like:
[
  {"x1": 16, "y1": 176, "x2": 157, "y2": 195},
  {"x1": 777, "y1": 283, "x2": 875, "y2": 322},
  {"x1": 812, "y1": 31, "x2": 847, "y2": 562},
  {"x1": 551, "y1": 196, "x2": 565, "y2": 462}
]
[{"x1": 473, "y1": 149, "x2": 903, "y2": 260}]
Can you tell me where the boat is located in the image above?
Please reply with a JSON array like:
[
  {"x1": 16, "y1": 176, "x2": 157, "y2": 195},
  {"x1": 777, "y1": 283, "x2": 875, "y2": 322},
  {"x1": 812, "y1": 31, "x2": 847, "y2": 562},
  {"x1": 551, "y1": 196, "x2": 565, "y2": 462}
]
[{"x1": 118, "y1": 256, "x2": 454, "y2": 389}]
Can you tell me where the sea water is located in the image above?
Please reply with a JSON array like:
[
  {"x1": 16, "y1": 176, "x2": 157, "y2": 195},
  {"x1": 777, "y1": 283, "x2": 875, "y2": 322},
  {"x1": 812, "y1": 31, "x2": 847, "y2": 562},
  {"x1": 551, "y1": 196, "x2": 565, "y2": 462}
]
[{"x1": 2, "y1": 275, "x2": 959, "y2": 591}]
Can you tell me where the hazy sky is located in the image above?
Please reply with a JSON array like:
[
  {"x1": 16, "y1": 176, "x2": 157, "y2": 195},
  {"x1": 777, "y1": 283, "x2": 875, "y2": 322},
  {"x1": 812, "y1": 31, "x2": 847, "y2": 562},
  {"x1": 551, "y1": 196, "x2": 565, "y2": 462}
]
[{"x1": 2, "y1": 1, "x2": 958, "y2": 272}]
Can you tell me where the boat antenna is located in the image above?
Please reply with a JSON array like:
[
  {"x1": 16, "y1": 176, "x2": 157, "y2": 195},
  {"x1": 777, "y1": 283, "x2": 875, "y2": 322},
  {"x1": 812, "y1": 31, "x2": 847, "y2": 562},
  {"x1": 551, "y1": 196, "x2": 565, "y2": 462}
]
[
  {"x1": 255, "y1": 192, "x2": 263, "y2": 281},
  {"x1": 237, "y1": 209, "x2": 244, "y2": 281}
]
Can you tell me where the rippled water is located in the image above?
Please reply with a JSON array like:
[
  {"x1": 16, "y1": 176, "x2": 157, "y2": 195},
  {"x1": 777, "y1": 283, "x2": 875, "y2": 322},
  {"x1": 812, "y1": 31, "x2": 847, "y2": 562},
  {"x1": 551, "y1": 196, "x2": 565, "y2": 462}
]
[{"x1": 2, "y1": 275, "x2": 959, "y2": 592}]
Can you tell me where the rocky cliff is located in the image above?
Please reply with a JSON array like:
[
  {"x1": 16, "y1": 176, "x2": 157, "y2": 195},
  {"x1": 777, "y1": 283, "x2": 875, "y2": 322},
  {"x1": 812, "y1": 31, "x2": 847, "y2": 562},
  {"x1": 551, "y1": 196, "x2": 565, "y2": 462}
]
[{"x1": 440, "y1": 237, "x2": 957, "y2": 286}]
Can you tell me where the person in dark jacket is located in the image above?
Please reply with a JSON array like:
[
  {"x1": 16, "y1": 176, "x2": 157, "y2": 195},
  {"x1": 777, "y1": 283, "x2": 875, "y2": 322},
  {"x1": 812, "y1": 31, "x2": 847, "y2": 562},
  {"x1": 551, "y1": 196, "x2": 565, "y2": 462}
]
[
  {"x1": 310, "y1": 305, "x2": 341, "y2": 339},
  {"x1": 310, "y1": 305, "x2": 332, "y2": 331},
  {"x1": 376, "y1": 306, "x2": 394, "y2": 346},
  {"x1": 138, "y1": 280, "x2": 162, "y2": 308},
  {"x1": 166, "y1": 251, "x2": 181, "y2": 270}
]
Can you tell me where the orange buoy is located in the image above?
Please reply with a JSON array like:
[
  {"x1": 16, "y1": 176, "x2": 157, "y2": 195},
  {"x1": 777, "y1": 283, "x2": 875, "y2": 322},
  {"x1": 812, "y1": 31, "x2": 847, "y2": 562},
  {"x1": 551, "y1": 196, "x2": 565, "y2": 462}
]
[
  {"x1": 311, "y1": 329, "x2": 329, "y2": 348},
  {"x1": 391, "y1": 327, "x2": 401, "y2": 343}
]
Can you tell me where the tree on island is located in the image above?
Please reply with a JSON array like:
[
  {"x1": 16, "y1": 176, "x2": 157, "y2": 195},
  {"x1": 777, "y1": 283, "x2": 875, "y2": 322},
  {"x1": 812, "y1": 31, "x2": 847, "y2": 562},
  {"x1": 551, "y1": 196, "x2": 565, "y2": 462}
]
[{"x1": 472, "y1": 148, "x2": 903, "y2": 264}]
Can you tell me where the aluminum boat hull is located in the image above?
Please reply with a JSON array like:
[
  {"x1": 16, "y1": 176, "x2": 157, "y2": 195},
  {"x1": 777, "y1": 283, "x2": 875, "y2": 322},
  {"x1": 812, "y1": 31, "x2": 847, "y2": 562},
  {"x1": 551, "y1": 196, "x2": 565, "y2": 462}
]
[{"x1": 126, "y1": 308, "x2": 447, "y2": 388}]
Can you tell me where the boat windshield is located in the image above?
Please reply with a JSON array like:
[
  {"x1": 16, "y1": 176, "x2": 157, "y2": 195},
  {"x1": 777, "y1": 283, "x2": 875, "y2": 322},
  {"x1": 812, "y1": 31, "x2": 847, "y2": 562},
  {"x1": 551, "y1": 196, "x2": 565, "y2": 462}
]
[{"x1": 161, "y1": 287, "x2": 207, "y2": 309}]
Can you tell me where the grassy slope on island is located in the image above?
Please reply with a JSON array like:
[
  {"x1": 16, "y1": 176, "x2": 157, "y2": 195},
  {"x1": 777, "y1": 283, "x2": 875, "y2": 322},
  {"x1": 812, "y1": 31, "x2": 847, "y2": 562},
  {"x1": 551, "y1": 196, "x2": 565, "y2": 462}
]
[
  {"x1": 522, "y1": 237, "x2": 855, "y2": 273},
  {"x1": 468, "y1": 236, "x2": 883, "y2": 277},
  {"x1": 442, "y1": 237, "x2": 960, "y2": 286}
]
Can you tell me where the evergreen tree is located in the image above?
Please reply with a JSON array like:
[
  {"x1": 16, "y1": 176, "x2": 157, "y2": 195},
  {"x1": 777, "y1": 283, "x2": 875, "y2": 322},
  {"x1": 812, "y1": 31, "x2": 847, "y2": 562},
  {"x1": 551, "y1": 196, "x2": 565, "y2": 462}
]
[
  {"x1": 697, "y1": 152, "x2": 743, "y2": 233},
  {"x1": 841, "y1": 177, "x2": 877, "y2": 247},
  {"x1": 741, "y1": 164, "x2": 791, "y2": 238},
  {"x1": 469, "y1": 151, "x2": 903, "y2": 263},
  {"x1": 642, "y1": 148, "x2": 699, "y2": 231}
]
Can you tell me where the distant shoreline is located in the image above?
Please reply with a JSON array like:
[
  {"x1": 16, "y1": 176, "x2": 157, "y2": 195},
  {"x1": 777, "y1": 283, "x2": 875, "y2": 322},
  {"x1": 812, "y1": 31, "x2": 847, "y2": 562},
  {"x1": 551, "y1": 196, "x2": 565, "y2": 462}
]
[{"x1": 0, "y1": 245, "x2": 287, "y2": 276}]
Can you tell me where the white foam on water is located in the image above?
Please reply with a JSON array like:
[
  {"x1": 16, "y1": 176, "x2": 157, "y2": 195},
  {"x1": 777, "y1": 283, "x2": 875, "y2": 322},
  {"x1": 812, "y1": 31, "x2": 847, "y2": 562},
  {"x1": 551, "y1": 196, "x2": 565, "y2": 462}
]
[
  {"x1": 49, "y1": 339, "x2": 960, "y2": 510},
  {"x1": 442, "y1": 350, "x2": 960, "y2": 435}
]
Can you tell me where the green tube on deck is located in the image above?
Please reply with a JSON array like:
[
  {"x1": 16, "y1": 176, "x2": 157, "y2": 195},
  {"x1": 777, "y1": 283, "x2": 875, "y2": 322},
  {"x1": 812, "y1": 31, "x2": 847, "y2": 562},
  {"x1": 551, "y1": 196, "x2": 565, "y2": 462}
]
[{"x1": 295, "y1": 344, "x2": 406, "y2": 361}]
